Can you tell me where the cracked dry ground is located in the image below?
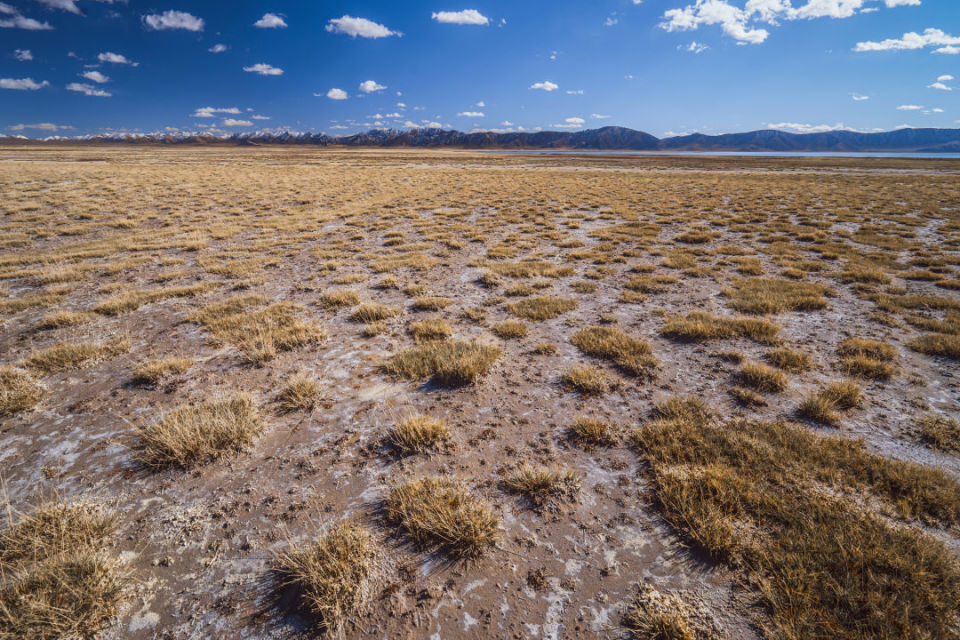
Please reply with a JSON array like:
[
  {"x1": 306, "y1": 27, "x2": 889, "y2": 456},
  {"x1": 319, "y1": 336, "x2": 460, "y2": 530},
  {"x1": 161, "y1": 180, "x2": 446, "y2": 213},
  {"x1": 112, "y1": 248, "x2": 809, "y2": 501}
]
[{"x1": 1, "y1": 147, "x2": 959, "y2": 640}]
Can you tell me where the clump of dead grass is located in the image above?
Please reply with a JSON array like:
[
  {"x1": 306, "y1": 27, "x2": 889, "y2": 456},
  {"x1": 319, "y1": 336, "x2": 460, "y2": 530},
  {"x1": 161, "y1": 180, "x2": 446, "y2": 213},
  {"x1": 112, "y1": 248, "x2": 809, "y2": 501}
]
[
  {"x1": 736, "y1": 361, "x2": 789, "y2": 393},
  {"x1": 492, "y1": 320, "x2": 529, "y2": 339},
  {"x1": 384, "y1": 340, "x2": 502, "y2": 387},
  {"x1": 504, "y1": 296, "x2": 577, "y2": 321},
  {"x1": 764, "y1": 347, "x2": 810, "y2": 373},
  {"x1": 723, "y1": 278, "x2": 834, "y2": 314},
  {"x1": 569, "y1": 417, "x2": 618, "y2": 448},
  {"x1": 350, "y1": 303, "x2": 400, "y2": 323},
  {"x1": 797, "y1": 381, "x2": 862, "y2": 426},
  {"x1": 276, "y1": 374, "x2": 322, "y2": 413},
  {"x1": 661, "y1": 312, "x2": 780, "y2": 345},
  {"x1": 918, "y1": 415, "x2": 960, "y2": 453},
  {"x1": 837, "y1": 338, "x2": 897, "y2": 380},
  {"x1": 572, "y1": 326, "x2": 658, "y2": 378},
  {"x1": 623, "y1": 582, "x2": 724, "y2": 640},
  {"x1": 319, "y1": 289, "x2": 361, "y2": 309},
  {"x1": 561, "y1": 364, "x2": 611, "y2": 395},
  {"x1": 21, "y1": 338, "x2": 127, "y2": 374},
  {"x1": 133, "y1": 357, "x2": 191, "y2": 386},
  {"x1": 910, "y1": 333, "x2": 960, "y2": 362},
  {"x1": 409, "y1": 318, "x2": 452, "y2": 343},
  {"x1": 0, "y1": 366, "x2": 45, "y2": 415},
  {"x1": 504, "y1": 463, "x2": 581, "y2": 508},
  {"x1": 411, "y1": 296, "x2": 452, "y2": 312},
  {"x1": 388, "y1": 415, "x2": 450, "y2": 454}
]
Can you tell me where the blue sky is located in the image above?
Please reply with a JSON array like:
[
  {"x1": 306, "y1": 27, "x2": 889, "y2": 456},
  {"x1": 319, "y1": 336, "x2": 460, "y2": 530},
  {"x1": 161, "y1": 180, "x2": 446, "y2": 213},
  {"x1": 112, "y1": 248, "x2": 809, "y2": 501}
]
[{"x1": 1, "y1": 0, "x2": 958, "y2": 137}]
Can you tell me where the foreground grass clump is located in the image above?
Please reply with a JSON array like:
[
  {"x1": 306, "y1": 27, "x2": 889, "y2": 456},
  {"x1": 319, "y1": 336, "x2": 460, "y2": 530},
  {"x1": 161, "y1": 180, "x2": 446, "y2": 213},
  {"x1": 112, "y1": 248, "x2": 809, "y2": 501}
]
[
  {"x1": 569, "y1": 417, "x2": 618, "y2": 448},
  {"x1": 275, "y1": 523, "x2": 380, "y2": 637},
  {"x1": 632, "y1": 409, "x2": 960, "y2": 640},
  {"x1": 561, "y1": 364, "x2": 611, "y2": 395},
  {"x1": 661, "y1": 312, "x2": 780, "y2": 345},
  {"x1": 133, "y1": 357, "x2": 191, "y2": 386},
  {"x1": 0, "y1": 366, "x2": 44, "y2": 415},
  {"x1": 135, "y1": 395, "x2": 264, "y2": 468},
  {"x1": 798, "y1": 381, "x2": 861, "y2": 426},
  {"x1": 504, "y1": 296, "x2": 577, "y2": 321},
  {"x1": 318, "y1": 289, "x2": 361, "y2": 309},
  {"x1": 572, "y1": 326, "x2": 658, "y2": 377},
  {"x1": 764, "y1": 347, "x2": 811, "y2": 373},
  {"x1": 384, "y1": 340, "x2": 502, "y2": 387},
  {"x1": 35, "y1": 310, "x2": 92, "y2": 330},
  {"x1": 623, "y1": 582, "x2": 723, "y2": 640},
  {"x1": 491, "y1": 320, "x2": 529, "y2": 339},
  {"x1": 0, "y1": 502, "x2": 124, "y2": 640},
  {"x1": 723, "y1": 278, "x2": 834, "y2": 314},
  {"x1": 918, "y1": 415, "x2": 960, "y2": 453},
  {"x1": 191, "y1": 298, "x2": 326, "y2": 364},
  {"x1": 736, "y1": 361, "x2": 788, "y2": 393},
  {"x1": 411, "y1": 296, "x2": 453, "y2": 312},
  {"x1": 504, "y1": 463, "x2": 581, "y2": 508},
  {"x1": 385, "y1": 477, "x2": 499, "y2": 558},
  {"x1": 837, "y1": 338, "x2": 897, "y2": 380},
  {"x1": 349, "y1": 303, "x2": 400, "y2": 323},
  {"x1": 388, "y1": 415, "x2": 450, "y2": 454},
  {"x1": 409, "y1": 318, "x2": 452, "y2": 343},
  {"x1": 910, "y1": 333, "x2": 960, "y2": 361},
  {"x1": 276, "y1": 374, "x2": 322, "y2": 413},
  {"x1": 21, "y1": 339, "x2": 127, "y2": 374},
  {"x1": 93, "y1": 283, "x2": 214, "y2": 316}
]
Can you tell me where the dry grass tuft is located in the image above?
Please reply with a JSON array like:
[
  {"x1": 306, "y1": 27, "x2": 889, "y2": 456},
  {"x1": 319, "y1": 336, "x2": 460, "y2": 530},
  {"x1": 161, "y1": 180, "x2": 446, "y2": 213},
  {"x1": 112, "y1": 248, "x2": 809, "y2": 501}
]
[
  {"x1": 661, "y1": 312, "x2": 780, "y2": 345},
  {"x1": 910, "y1": 333, "x2": 960, "y2": 361},
  {"x1": 736, "y1": 361, "x2": 789, "y2": 393},
  {"x1": 135, "y1": 395, "x2": 264, "y2": 468},
  {"x1": 623, "y1": 583, "x2": 724, "y2": 640},
  {"x1": 798, "y1": 380, "x2": 862, "y2": 426},
  {"x1": 411, "y1": 296, "x2": 453, "y2": 312},
  {"x1": 723, "y1": 278, "x2": 833, "y2": 314},
  {"x1": 504, "y1": 463, "x2": 581, "y2": 507},
  {"x1": 837, "y1": 338, "x2": 897, "y2": 380},
  {"x1": 93, "y1": 283, "x2": 214, "y2": 316},
  {"x1": 21, "y1": 338, "x2": 127, "y2": 374},
  {"x1": 572, "y1": 326, "x2": 658, "y2": 377},
  {"x1": 561, "y1": 364, "x2": 611, "y2": 395},
  {"x1": 319, "y1": 289, "x2": 361, "y2": 309},
  {"x1": 0, "y1": 366, "x2": 45, "y2": 415},
  {"x1": 385, "y1": 477, "x2": 499, "y2": 558},
  {"x1": 918, "y1": 415, "x2": 960, "y2": 453},
  {"x1": 409, "y1": 318, "x2": 452, "y2": 343},
  {"x1": 388, "y1": 415, "x2": 450, "y2": 454},
  {"x1": 504, "y1": 296, "x2": 577, "y2": 321},
  {"x1": 384, "y1": 340, "x2": 502, "y2": 387},
  {"x1": 276, "y1": 374, "x2": 322, "y2": 413},
  {"x1": 35, "y1": 310, "x2": 92, "y2": 330},
  {"x1": 764, "y1": 347, "x2": 811, "y2": 373},
  {"x1": 350, "y1": 303, "x2": 400, "y2": 323},
  {"x1": 569, "y1": 417, "x2": 618, "y2": 448},
  {"x1": 275, "y1": 522, "x2": 380, "y2": 637},
  {"x1": 491, "y1": 320, "x2": 529, "y2": 339},
  {"x1": 133, "y1": 357, "x2": 191, "y2": 386}
]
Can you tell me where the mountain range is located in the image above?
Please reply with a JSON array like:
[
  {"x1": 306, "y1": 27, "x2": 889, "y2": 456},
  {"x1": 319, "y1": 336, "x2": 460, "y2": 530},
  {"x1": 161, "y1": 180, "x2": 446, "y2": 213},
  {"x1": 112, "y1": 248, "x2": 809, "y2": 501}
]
[{"x1": 5, "y1": 126, "x2": 960, "y2": 153}]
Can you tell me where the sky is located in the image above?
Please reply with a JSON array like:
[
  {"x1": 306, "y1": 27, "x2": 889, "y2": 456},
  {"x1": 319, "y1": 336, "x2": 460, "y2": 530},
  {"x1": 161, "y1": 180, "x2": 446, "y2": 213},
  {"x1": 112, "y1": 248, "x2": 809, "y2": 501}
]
[{"x1": 1, "y1": 0, "x2": 958, "y2": 138}]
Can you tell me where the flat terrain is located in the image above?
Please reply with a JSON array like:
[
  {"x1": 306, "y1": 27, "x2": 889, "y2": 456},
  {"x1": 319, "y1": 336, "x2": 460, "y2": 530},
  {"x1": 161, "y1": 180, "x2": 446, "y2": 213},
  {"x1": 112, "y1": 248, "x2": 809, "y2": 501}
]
[{"x1": 1, "y1": 147, "x2": 959, "y2": 640}]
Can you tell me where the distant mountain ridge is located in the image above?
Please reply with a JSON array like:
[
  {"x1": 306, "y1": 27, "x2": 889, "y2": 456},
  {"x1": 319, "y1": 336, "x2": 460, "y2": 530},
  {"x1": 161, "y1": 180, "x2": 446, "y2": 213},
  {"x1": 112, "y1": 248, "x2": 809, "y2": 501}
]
[{"x1": 5, "y1": 125, "x2": 960, "y2": 152}]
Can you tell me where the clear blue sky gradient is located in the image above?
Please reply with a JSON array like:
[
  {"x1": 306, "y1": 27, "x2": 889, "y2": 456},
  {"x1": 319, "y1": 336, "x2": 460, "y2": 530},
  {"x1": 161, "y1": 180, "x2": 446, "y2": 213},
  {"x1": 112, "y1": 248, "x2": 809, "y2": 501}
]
[{"x1": 1, "y1": 0, "x2": 957, "y2": 137}]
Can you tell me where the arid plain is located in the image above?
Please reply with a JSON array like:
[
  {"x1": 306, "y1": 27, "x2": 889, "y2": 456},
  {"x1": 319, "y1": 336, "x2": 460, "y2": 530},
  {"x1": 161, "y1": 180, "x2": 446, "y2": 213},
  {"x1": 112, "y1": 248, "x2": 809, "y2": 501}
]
[{"x1": 1, "y1": 146, "x2": 959, "y2": 640}]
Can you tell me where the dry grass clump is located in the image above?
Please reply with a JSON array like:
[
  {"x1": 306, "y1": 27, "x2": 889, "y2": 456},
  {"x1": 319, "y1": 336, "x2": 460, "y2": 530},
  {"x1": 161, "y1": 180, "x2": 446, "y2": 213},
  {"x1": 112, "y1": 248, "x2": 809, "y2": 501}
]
[
  {"x1": 623, "y1": 583, "x2": 724, "y2": 640},
  {"x1": 409, "y1": 318, "x2": 452, "y2": 343},
  {"x1": 504, "y1": 463, "x2": 581, "y2": 507},
  {"x1": 764, "y1": 347, "x2": 810, "y2": 373},
  {"x1": 488, "y1": 260, "x2": 573, "y2": 279},
  {"x1": 910, "y1": 333, "x2": 960, "y2": 361},
  {"x1": 723, "y1": 278, "x2": 834, "y2": 314},
  {"x1": 533, "y1": 342, "x2": 557, "y2": 355},
  {"x1": 797, "y1": 381, "x2": 862, "y2": 426},
  {"x1": 135, "y1": 395, "x2": 264, "y2": 468},
  {"x1": 349, "y1": 303, "x2": 400, "y2": 323},
  {"x1": 411, "y1": 296, "x2": 452, "y2": 311},
  {"x1": 133, "y1": 357, "x2": 191, "y2": 386},
  {"x1": 276, "y1": 374, "x2": 322, "y2": 413},
  {"x1": 192, "y1": 299, "x2": 326, "y2": 364},
  {"x1": 729, "y1": 385, "x2": 767, "y2": 407},
  {"x1": 661, "y1": 312, "x2": 780, "y2": 345},
  {"x1": 504, "y1": 296, "x2": 577, "y2": 321},
  {"x1": 736, "y1": 361, "x2": 789, "y2": 393},
  {"x1": 0, "y1": 502, "x2": 124, "y2": 640},
  {"x1": 633, "y1": 413, "x2": 960, "y2": 640},
  {"x1": 384, "y1": 340, "x2": 502, "y2": 387},
  {"x1": 318, "y1": 289, "x2": 361, "y2": 309},
  {"x1": 491, "y1": 320, "x2": 529, "y2": 339},
  {"x1": 21, "y1": 339, "x2": 126, "y2": 374},
  {"x1": 388, "y1": 415, "x2": 450, "y2": 454},
  {"x1": 384, "y1": 477, "x2": 499, "y2": 558},
  {"x1": 837, "y1": 338, "x2": 897, "y2": 380},
  {"x1": 561, "y1": 364, "x2": 611, "y2": 395},
  {"x1": 652, "y1": 396, "x2": 713, "y2": 423},
  {"x1": 35, "y1": 310, "x2": 92, "y2": 330},
  {"x1": 569, "y1": 417, "x2": 618, "y2": 448},
  {"x1": 918, "y1": 415, "x2": 960, "y2": 453},
  {"x1": 274, "y1": 523, "x2": 380, "y2": 637},
  {"x1": 92, "y1": 283, "x2": 214, "y2": 315},
  {"x1": 0, "y1": 366, "x2": 45, "y2": 415},
  {"x1": 572, "y1": 326, "x2": 658, "y2": 377}
]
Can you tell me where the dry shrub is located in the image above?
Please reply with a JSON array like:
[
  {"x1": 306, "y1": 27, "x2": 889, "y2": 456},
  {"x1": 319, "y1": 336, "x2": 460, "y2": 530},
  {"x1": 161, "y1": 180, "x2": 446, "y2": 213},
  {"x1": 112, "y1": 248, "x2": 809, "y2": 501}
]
[
  {"x1": 504, "y1": 296, "x2": 577, "y2": 321},
  {"x1": 504, "y1": 463, "x2": 581, "y2": 507},
  {"x1": 135, "y1": 395, "x2": 264, "y2": 468},
  {"x1": 388, "y1": 415, "x2": 450, "y2": 454},
  {"x1": 572, "y1": 326, "x2": 658, "y2": 377},
  {"x1": 569, "y1": 417, "x2": 618, "y2": 448},
  {"x1": 385, "y1": 477, "x2": 499, "y2": 559},
  {"x1": 409, "y1": 318, "x2": 452, "y2": 343},
  {"x1": 384, "y1": 340, "x2": 502, "y2": 387},
  {"x1": 623, "y1": 583, "x2": 724, "y2": 640},
  {"x1": 133, "y1": 357, "x2": 191, "y2": 386},
  {"x1": 277, "y1": 374, "x2": 322, "y2": 412},
  {"x1": 0, "y1": 366, "x2": 44, "y2": 415}
]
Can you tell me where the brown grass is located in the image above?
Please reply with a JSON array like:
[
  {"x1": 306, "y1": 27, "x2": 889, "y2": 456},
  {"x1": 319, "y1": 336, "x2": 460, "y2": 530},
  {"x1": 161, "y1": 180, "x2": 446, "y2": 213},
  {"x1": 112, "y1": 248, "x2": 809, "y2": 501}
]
[
  {"x1": 276, "y1": 374, "x2": 322, "y2": 413},
  {"x1": 504, "y1": 296, "x2": 577, "y2": 321},
  {"x1": 92, "y1": 283, "x2": 214, "y2": 315},
  {"x1": 21, "y1": 338, "x2": 127, "y2": 374},
  {"x1": 723, "y1": 278, "x2": 833, "y2": 314},
  {"x1": 736, "y1": 361, "x2": 789, "y2": 393},
  {"x1": 318, "y1": 289, "x2": 361, "y2": 309},
  {"x1": 623, "y1": 583, "x2": 723, "y2": 640},
  {"x1": 764, "y1": 347, "x2": 810, "y2": 373},
  {"x1": 409, "y1": 318, "x2": 452, "y2": 343},
  {"x1": 388, "y1": 415, "x2": 450, "y2": 454},
  {"x1": 572, "y1": 326, "x2": 658, "y2": 377},
  {"x1": 561, "y1": 364, "x2": 611, "y2": 395},
  {"x1": 661, "y1": 312, "x2": 780, "y2": 345},
  {"x1": 349, "y1": 303, "x2": 400, "y2": 323},
  {"x1": 133, "y1": 357, "x2": 191, "y2": 386},
  {"x1": 491, "y1": 320, "x2": 529, "y2": 339},
  {"x1": 504, "y1": 463, "x2": 581, "y2": 507},
  {"x1": 35, "y1": 310, "x2": 92, "y2": 330},
  {"x1": 910, "y1": 333, "x2": 960, "y2": 361},
  {"x1": 918, "y1": 415, "x2": 960, "y2": 453},
  {"x1": 837, "y1": 338, "x2": 897, "y2": 380},
  {"x1": 384, "y1": 340, "x2": 502, "y2": 387},
  {"x1": 0, "y1": 366, "x2": 45, "y2": 415},
  {"x1": 569, "y1": 417, "x2": 618, "y2": 448},
  {"x1": 411, "y1": 296, "x2": 452, "y2": 311}
]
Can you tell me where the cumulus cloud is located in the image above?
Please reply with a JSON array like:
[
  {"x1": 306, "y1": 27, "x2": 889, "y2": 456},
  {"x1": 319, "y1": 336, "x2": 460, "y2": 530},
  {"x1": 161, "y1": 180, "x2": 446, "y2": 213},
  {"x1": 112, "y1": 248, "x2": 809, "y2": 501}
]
[
  {"x1": 323, "y1": 88, "x2": 348, "y2": 99},
  {"x1": 457, "y1": 111, "x2": 484, "y2": 117},
  {"x1": 928, "y1": 81, "x2": 951, "y2": 90},
  {"x1": 98, "y1": 51, "x2": 137, "y2": 65},
  {"x1": 935, "y1": 46, "x2": 959, "y2": 55},
  {"x1": 896, "y1": 104, "x2": 924, "y2": 110},
  {"x1": 938, "y1": 74, "x2": 954, "y2": 82},
  {"x1": 683, "y1": 41, "x2": 709, "y2": 52},
  {"x1": 209, "y1": 43, "x2": 227, "y2": 53},
  {"x1": 143, "y1": 10, "x2": 204, "y2": 31},
  {"x1": 0, "y1": 2, "x2": 52, "y2": 30},
  {"x1": 67, "y1": 82, "x2": 111, "y2": 96},
  {"x1": 8, "y1": 122, "x2": 72, "y2": 131},
  {"x1": 767, "y1": 122, "x2": 856, "y2": 133},
  {"x1": 191, "y1": 107, "x2": 242, "y2": 118},
  {"x1": 243, "y1": 63, "x2": 283, "y2": 75},
  {"x1": 565, "y1": 117, "x2": 585, "y2": 124},
  {"x1": 81, "y1": 70, "x2": 109, "y2": 83},
  {"x1": 359, "y1": 80, "x2": 386, "y2": 93},
  {"x1": 325, "y1": 15, "x2": 399, "y2": 38},
  {"x1": 529, "y1": 81, "x2": 559, "y2": 91},
  {"x1": 223, "y1": 118, "x2": 253, "y2": 126},
  {"x1": 855, "y1": 28, "x2": 960, "y2": 52},
  {"x1": 14, "y1": 48, "x2": 32, "y2": 61},
  {"x1": 884, "y1": 0, "x2": 920, "y2": 5},
  {"x1": 851, "y1": 92, "x2": 870, "y2": 100},
  {"x1": 0, "y1": 77, "x2": 49, "y2": 90},
  {"x1": 254, "y1": 13, "x2": 286, "y2": 28},
  {"x1": 432, "y1": 10, "x2": 489, "y2": 25}
]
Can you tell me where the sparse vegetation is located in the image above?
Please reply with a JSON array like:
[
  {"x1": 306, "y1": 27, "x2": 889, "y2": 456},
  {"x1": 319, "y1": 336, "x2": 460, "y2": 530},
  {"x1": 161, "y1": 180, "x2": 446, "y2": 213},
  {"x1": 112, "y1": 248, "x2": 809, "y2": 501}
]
[
  {"x1": 0, "y1": 366, "x2": 45, "y2": 415},
  {"x1": 491, "y1": 320, "x2": 529, "y2": 339},
  {"x1": 918, "y1": 414, "x2": 960, "y2": 452},
  {"x1": 661, "y1": 312, "x2": 780, "y2": 344},
  {"x1": 572, "y1": 326, "x2": 658, "y2": 377},
  {"x1": 133, "y1": 357, "x2": 191, "y2": 386},
  {"x1": 504, "y1": 463, "x2": 581, "y2": 507},
  {"x1": 276, "y1": 374, "x2": 322, "y2": 412},
  {"x1": 837, "y1": 338, "x2": 897, "y2": 380},
  {"x1": 569, "y1": 416, "x2": 618, "y2": 448},
  {"x1": 504, "y1": 296, "x2": 577, "y2": 321},
  {"x1": 384, "y1": 340, "x2": 502, "y2": 387},
  {"x1": 561, "y1": 364, "x2": 611, "y2": 395},
  {"x1": 388, "y1": 415, "x2": 450, "y2": 454}
]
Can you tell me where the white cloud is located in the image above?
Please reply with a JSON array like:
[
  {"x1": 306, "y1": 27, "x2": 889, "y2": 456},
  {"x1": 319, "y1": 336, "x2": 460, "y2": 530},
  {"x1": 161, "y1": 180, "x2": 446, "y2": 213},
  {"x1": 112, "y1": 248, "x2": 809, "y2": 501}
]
[
  {"x1": 223, "y1": 118, "x2": 253, "y2": 126},
  {"x1": 143, "y1": 10, "x2": 204, "y2": 31},
  {"x1": 530, "y1": 81, "x2": 559, "y2": 91},
  {"x1": 254, "y1": 13, "x2": 286, "y2": 28},
  {"x1": 897, "y1": 104, "x2": 924, "y2": 110},
  {"x1": 591, "y1": 113, "x2": 611, "y2": 119},
  {"x1": 251, "y1": 115, "x2": 270, "y2": 120},
  {"x1": 209, "y1": 44, "x2": 227, "y2": 53},
  {"x1": 938, "y1": 74, "x2": 954, "y2": 82},
  {"x1": 566, "y1": 89, "x2": 584, "y2": 95},
  {"x1": 928, "y1": 82, "x2": 951, "y2": 90},
  {"x1": 767, "y1": 122, "x2": 855, "y2": 133},
  {"x1": 884, "y1": 0, "x2": 920, "y2": 5},
  {"x1": 359, "y1": 80, "x2": 386, "y2": 93},
  {"x1": 935, "y1": 45, "x2": 959, "y2": 55},
  {"x1": 81, "y1": 70, "x2": 109, "y2": 83},
  {"x1": 66, "y1": 82, "x2": 111, "y2": 96},
  {"x1": 683, "y1": 41, "x2": 709, "y2": 52},
  {"x1": 855, "y1": 28, "x2": 960, "y2": 52},
  {"x1": 605, "y1": 16, "x2": 619, "y2": 26},
  {"x1": 931, "y1": 107, "x2": 944, "y2": 112},
  {"x1": 325, "y1": 15, "x2": 399, "y2": 38},
  {"x1": 432, "y1": 10, "x2": 489, "y2": 25},
  {"x1": 14, "y1": 48, "x2": 32, "y2": 61},
  {"x1": 98, "y1": 51, "x2": 137, "y2": 65},
  {"x1": 192, "y1": 107, "x2": 242, "y2": 118},
  {"x1": 0, "y1": 77, "x2": 48, "y2": 90},
  {"x1": 0, "y1": 3, "x2": 52, "y2": 30},
  {"x1": 476, "y1": 101, "x2": 485, "y2": 107},
  {"x1": 8, "y1": 122, "x2": 72, "y2": 131},
  {"x1": 37, "y1": 0, "x2": 121, "y2": 13},
  {"x1": 384, "y1": 112, "x2": 402, "y2": 118},
  {"x1": 243, "y1": 63, "x2": 283, "y2": 76},
  {"x1": 324, "y1": 88, "x2": 348, "y2": 100},
  {"x1": 850, "y1": 93, "x2": 870, "y2": 100},
  {"x1": 501, "y1": 120, "x2": 514, "y2": 126},
  {"x1": 457, "y1": 111, "x2": 485, "y2": 117},
  {"x1": 565, "y1": 117, "x2": 585, "y2": 124}
]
